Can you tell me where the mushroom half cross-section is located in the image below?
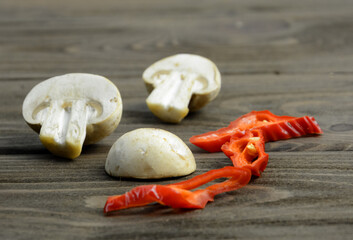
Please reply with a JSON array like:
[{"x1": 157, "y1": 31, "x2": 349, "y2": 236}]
[
  {"x1": 22, "y1": 73, "x2": 123, "y2": 159},
  {"x1": 143, "y1": 54, "x2": 221, "y2": 123}
]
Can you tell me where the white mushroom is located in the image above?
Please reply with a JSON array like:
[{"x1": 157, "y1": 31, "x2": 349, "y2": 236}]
[
  {"x1": 22, "y1": 73, "x2": 123, "y2": 159},
  {"x1": 105, "y1": 128, "x2": 196, "y2": 179},
  {"x1": 143, "y1": 54, "x2": 221, "y2": 123}
]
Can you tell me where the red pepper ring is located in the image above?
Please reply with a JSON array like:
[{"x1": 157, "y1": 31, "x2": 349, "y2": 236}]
[
  {"x1": 221, "y1": 129, "x2": 268, "y2": 176},
  {"x1": 103, "y1": 166, "x2": 251, "y2": 213},
  {"x1": 219, "y1": 117, "x2": 322, "y2": 176}
]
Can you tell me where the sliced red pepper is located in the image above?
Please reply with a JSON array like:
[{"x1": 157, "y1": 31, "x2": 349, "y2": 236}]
[
  {"x1": 189, "y1": 110, "x2": 295, "y2": 152},
  {"x1": 221, "y1": 129, "x2": 268, "y2": 176},
  {"x1": 104, "y1": 166, "x2": 251, "y2": 213},
  {"x1": 257, "y1": 116, "x2": 322, "y2": 142},
  {"x1": 227, "y1": 110, "x2": 296, "y2": 129},
  {"x1": 189, "y1": 111, "x2": 322, "y2": 152}
]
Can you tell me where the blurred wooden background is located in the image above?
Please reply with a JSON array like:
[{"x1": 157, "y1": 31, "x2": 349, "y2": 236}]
[{"x1": 1, "y1": 0, "x2": 353, "y2": 239}]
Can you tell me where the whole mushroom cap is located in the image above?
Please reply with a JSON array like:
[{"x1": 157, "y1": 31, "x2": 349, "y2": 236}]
[{"x1": 105, "y1": 128, "x2": 196, "y2": 179}]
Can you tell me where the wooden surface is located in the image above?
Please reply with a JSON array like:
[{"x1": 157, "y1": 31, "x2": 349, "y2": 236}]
[{"x1": 1, "y1": 0, "x2": 353, "y2": 239}]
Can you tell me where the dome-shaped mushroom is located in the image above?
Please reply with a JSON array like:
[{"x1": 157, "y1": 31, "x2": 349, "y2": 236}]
[
  {"x1": 105, "y1": 128, "x2": 196, "y2": 179},
  {"x1": 22, "y1": 73, "x2": 123, "y2": 159},
  {"x1": 143, "y1": 54, "x2": 221, "y2": 123}
]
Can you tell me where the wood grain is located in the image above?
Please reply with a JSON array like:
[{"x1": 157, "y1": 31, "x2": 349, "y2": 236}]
[{"x1": 1, "y1": 0, "x2": 353, "y2": 239}]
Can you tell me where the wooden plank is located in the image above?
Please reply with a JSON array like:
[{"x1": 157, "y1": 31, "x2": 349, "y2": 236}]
[
  {"x1": 1, "y1": 0, "x2": 353, "y2": 239},
  {"x1": 1, "y1": 152, "x2": 352, "y2": 239}
]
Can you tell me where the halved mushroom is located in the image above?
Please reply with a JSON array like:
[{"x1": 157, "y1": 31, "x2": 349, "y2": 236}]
[
  {"x1": 22, "y1": 73, "x2": 123, "y2": 159},
  {"x1": 105, "y1": 128, "x2": 196, "y2": 179},
  {"x1": 143, "y1": 54, "x2": 221, "y2": 123}
]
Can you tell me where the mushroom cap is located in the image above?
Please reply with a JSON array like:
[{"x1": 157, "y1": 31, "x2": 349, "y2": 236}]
[
  {"x1": 105, "y1": 128, "x2": 196, "y2": 179},
  {"x1": 143, "y1": 54, "x2": 221, "y2": 111},
  {"x1": 22, "y1": 73, "x2": 122, "y2": 145}
]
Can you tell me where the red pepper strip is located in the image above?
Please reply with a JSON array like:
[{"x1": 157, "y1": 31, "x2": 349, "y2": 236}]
[
  {"x1": 228, "y1": 110, "x2": 296, "y2": 129},
  {"x1": 189, "y1": 110, "x2": 296, "y2": 152},
  {"x1": 189, "y1": 111, "x2": 322, "y2": 152},
  {"x1": 257, "y1": 116, "x2": 322, "y2": 142},
  {"x1": 221, "y1": 129, "x2": 268, "y2": 176},
  {"x1": 103, "y1": 167, "x2": 251, "y2": 213}
]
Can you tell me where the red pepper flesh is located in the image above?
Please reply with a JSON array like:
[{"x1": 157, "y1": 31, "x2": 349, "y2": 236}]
[
  {"x1": 221, "y1": 129, "x2": 268, "y2": 176},
  {"x1": 190, "y1": 111, "x2": 322, "y2": 152},
  {"x1": 104, "y1": 166, "x2": 251, "y2": 213},
  {"x1": 258, "y1": 116, "x2": 322, "y2": 142}
]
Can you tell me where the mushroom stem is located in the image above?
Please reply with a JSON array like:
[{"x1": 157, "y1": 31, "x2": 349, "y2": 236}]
[
  {"x1": 39, "y1": 99, "x2": 88, "y2": 159},
  {"x1": 146, "y1": 71, "x2": 196, "y2": 123}
]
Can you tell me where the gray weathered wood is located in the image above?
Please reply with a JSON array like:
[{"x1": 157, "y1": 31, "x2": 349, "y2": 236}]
[{"x1": 1, "y1": 0, "x2": 353, "y2": 239}]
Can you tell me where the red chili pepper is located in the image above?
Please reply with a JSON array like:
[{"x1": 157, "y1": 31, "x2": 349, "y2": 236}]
[
  {"x1": 104, "y1": 166, "x2": 251, "y2": 213},
  {"x1": 189, "y1": 111, "x2": 322, "y2": 152},
  {"x1": 221, "y1": 129, "x2": 268, "y2": 176}
]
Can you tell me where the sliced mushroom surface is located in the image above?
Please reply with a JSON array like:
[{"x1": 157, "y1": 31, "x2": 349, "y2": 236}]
[
  {"x1": 22, "y1": 73, "x2": 123, "y2": 159},
  {"x1": 143, "y1": 54, "x2": 221, "y2": 123},
  {"x1": 105, "y1": 128, "x2": 196, "y2": 179}
]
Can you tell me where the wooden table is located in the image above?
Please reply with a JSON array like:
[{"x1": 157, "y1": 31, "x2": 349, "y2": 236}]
[{"x1": 1, "y1": 0, "x2": 353, "y2": 239}]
